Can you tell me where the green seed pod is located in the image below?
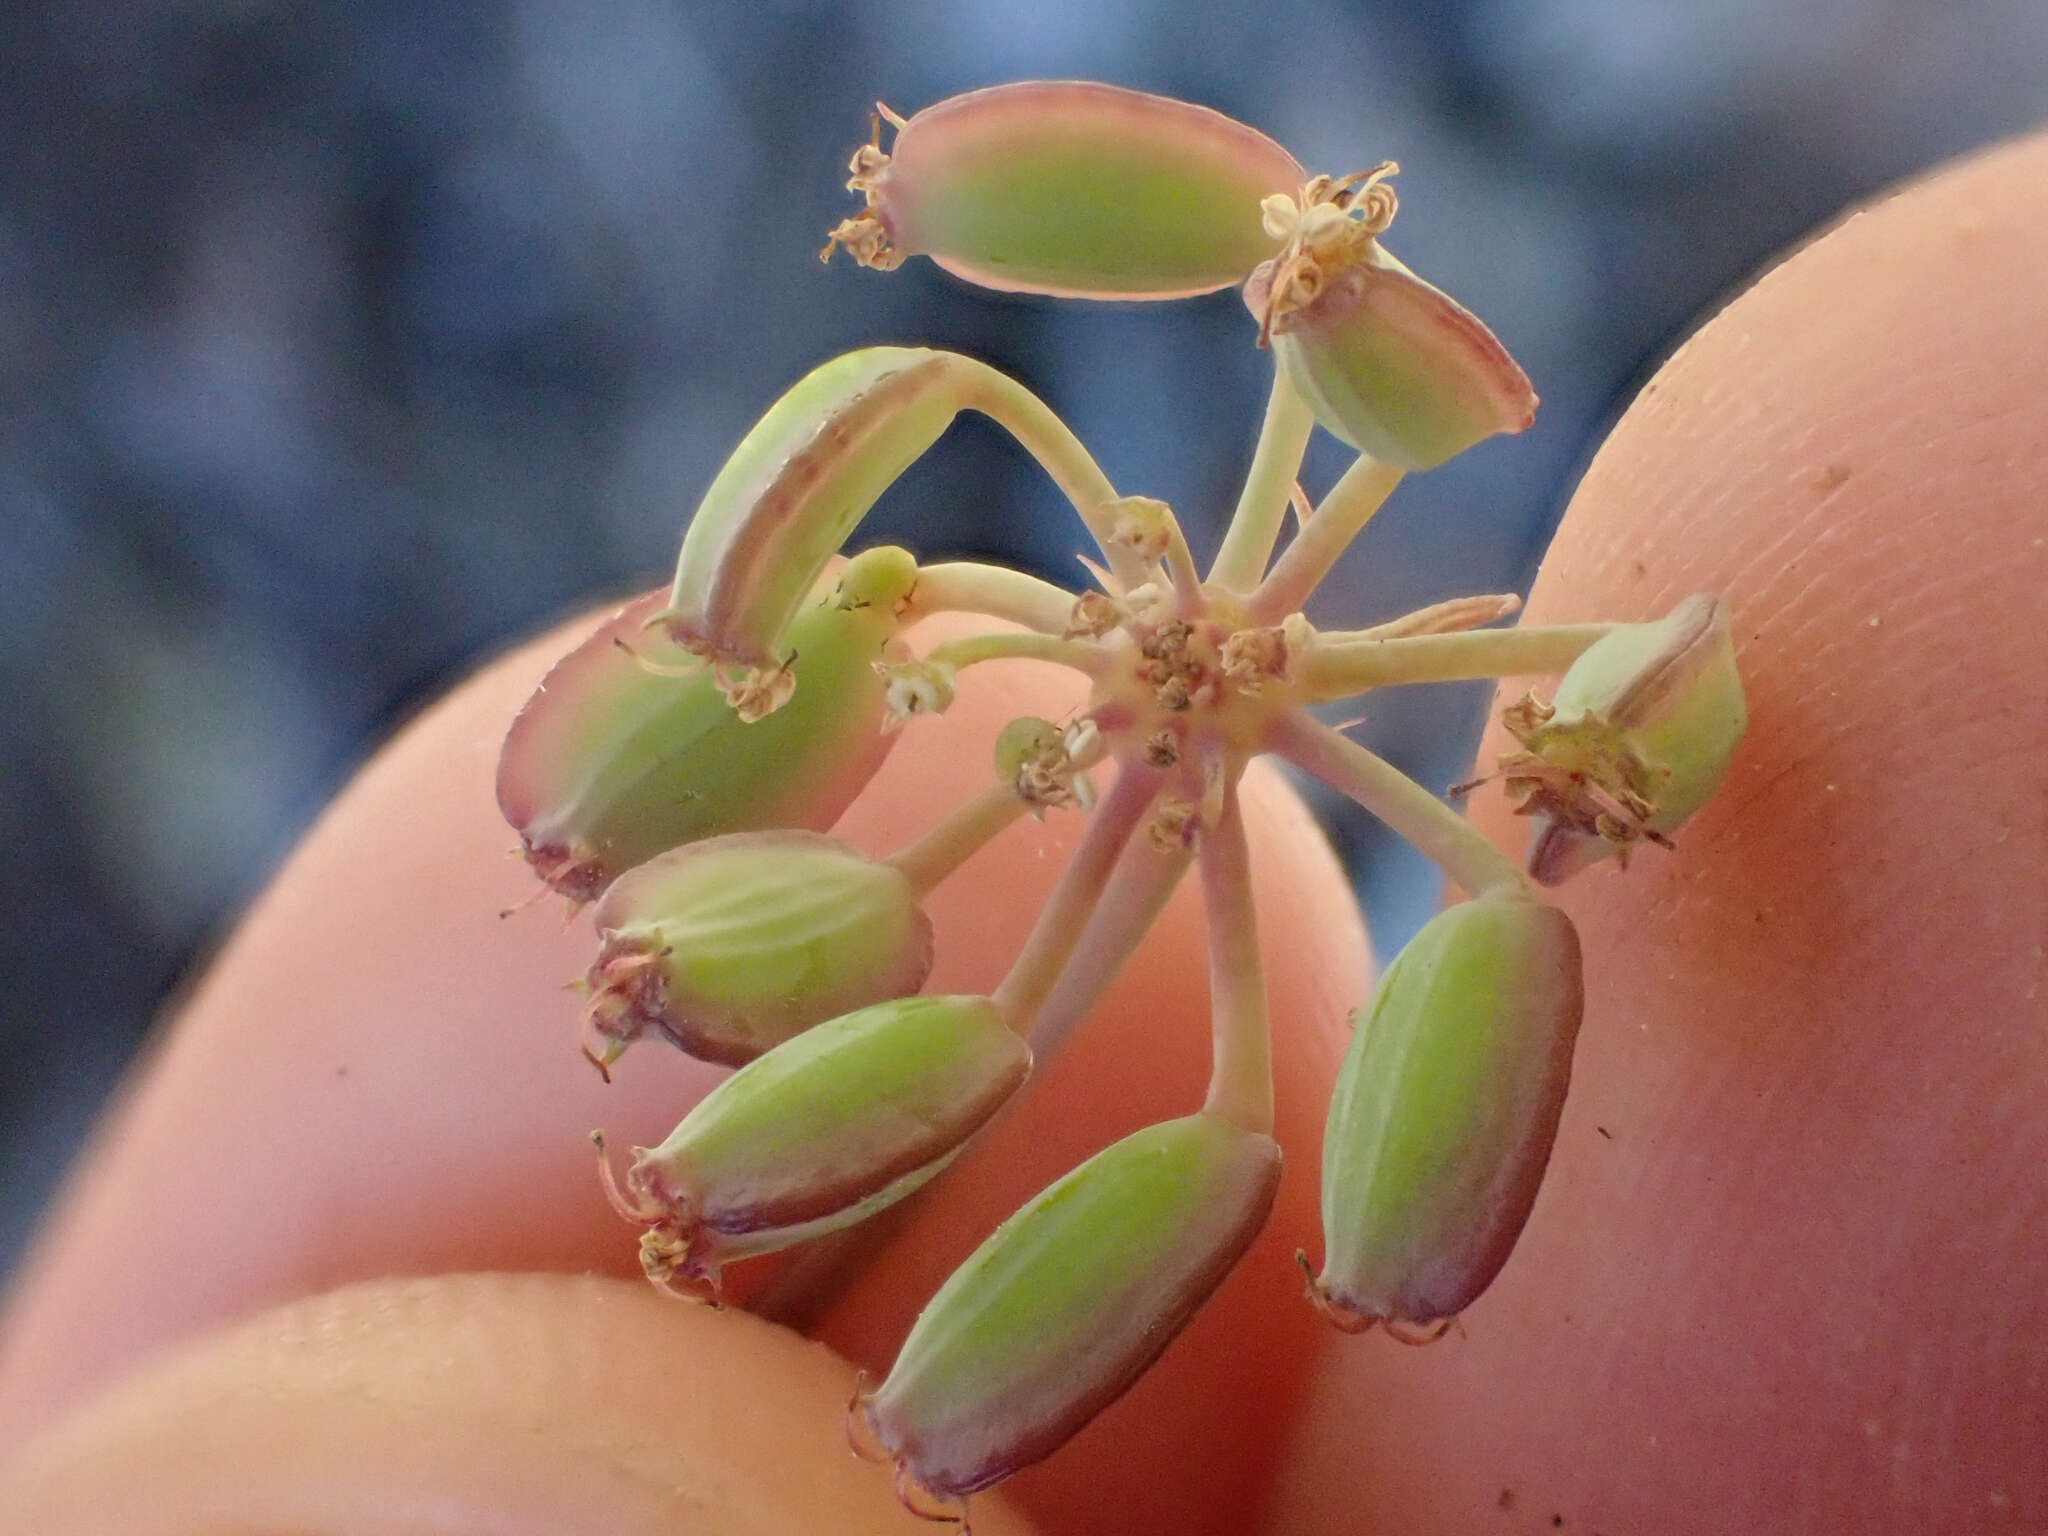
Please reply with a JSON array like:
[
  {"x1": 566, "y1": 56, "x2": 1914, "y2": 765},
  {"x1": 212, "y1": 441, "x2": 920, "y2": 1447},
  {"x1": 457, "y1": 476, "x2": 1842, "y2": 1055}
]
[
  {"x1": 854, "y1": 1113, "x2": 1280, "y2": 1511},
  {"x1": 584, "y1": 830, "x2": 934, "y2": 1070},
  {"x1": 1508, "y1": 592, "x2": 1747, "y2": 885},
  {"x1": 826, "y1": 81, "x2": 1305, "y2": 299},
  {"x1": 1310, "y1": 894, "x2": 1583, "y2": 1339},
  {"x1": 1243, "y1": 229, "x2": 1536, "y2": 471},
  {"x1": 603, "y1": 995, "x2": 1030, "y2": 1298},
  {"x1": 662, "y1": 350, "x2": 955, "y2": 670},
  {"x1": 497, "y1": 563, "x2": 907, "y2": 903}
]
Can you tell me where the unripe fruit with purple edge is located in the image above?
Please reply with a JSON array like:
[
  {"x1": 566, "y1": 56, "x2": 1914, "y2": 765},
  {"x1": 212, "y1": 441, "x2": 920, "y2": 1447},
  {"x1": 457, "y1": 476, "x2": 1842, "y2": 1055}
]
[
  {"x1": 497, "y1": 559, "x2": 907, "y2": 902},
  {"x1": 585, "y1": 830, "x2": 934, "y2": 1069},
  {"x1": 1310, "y1": 893, "x2": 1583, "y2": 1337}
]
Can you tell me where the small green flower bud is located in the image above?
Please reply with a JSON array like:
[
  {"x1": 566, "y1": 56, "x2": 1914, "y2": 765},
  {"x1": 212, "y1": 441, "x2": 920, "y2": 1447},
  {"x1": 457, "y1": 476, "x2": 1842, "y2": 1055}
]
[
  {"x1": 661, "y1": 349, "x2": 962, "y2": 672},
  {"x1": 1505, "y1": 592, "x2": 1747, "y2": 885},
  {"x1": 601, "y1": 995, "x2": 1030, "y2": 1298},
  {"x1": 1310, "y1": 894, "x2": 1583, "y2": 1339},
  {"x1": 852, "y1": 1113, "x2": 1280, "y2": 1512},
  {"x1": 496, "y1": 573, "x2": 904, "y2": 902},
  {"x1": 584, "y1": 831, "x2": 934, "y2": 1070},
  {"x1": 833, "y1": 542, "x2": 921, "y2": 611},
  {"x1": 1242, "y1": 185, "x2": 1536, "y2": 469},
  {"x1": 825, "y1": 81, "x2": 1305, "y2": 299},
  {"x1": 990, "y1": 716, "x2": 1064, "y2": 782}
]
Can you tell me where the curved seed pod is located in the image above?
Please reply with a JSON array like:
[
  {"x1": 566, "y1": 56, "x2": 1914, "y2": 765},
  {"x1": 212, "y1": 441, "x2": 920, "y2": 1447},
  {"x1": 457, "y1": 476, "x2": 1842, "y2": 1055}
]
[
  {"x1": 603, "y1": 995, "x2": 1029, "y2": 1298},
  {"x1": 1244, "y1": 238, "x2": 1536, "y2": 471},
  {"x1": 854, "y1": 1113, "x2": 1280, "y2": 1512},
  {"x1": 662, "y1": 349, "x2": 954, "y2": 671},
  {"x1": 497, "y1": 560, "x2": 908, "y2": 903},
  {"x1": 1506, "y1": 592, "x2": 1747, "y2": 885},
  {"x1": 584, "y1": 830, "x2": 934, "y2": 1070},
  {"x1": 1310, "y1": 894, "x2": 1583, "y2": 1339},
  {"x1": 827, "y1": 81, "x2": 1305, "y2": 299}
]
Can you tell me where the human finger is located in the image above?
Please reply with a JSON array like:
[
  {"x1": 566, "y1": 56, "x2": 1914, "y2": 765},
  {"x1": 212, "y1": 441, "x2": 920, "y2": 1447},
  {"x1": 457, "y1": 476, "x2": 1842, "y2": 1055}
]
[
  {"x1": 1266, "y1": 128, "x2": 2048, "y2": 1534},
  {"x1": 0, "y1": 603, "x2": 1369, "y2": 1533}
]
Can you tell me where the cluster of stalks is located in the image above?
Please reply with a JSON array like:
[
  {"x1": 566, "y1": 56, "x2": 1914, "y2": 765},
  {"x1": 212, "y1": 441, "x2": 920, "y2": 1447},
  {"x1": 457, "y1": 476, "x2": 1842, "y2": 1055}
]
[{"x1": 496, "y1": 81, "x2": 1745, "y2": 1529}]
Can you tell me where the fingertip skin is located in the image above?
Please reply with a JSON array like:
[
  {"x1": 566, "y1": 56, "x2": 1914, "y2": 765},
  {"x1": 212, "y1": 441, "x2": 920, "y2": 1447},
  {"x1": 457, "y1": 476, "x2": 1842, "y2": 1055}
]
[
  {"x1": 1267, "y1": 129, "x2": 2048, "y2": 1535},
  {"x1": 0, "y1": 1272, "x2": 1039, "y2": 1535},
  {"x1": 0, "y1": 610, "x2": 1369, "y2": 1536}
]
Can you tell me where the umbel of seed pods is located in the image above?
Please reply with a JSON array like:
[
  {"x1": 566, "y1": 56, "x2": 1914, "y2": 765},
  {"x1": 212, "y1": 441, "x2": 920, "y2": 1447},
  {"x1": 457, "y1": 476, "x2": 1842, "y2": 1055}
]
[{"x1": 496, "y1": 81, "x2": 1746, "y2": 1528}]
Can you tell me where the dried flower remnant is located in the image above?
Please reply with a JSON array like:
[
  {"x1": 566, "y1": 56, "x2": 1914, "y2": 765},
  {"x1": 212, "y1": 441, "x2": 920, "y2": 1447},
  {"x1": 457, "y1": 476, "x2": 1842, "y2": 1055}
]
[
  {"x1": 1062, "y1": 589, "x2": 1123, "y2": 640},
  {"x1": 1473, "y1": 593, "x2": 1746, "y2": 885},
  {"x1": 495, "y1": 78, "x2": 1749, "y2": 1522},
  {"x1": 874, "y1": 657, "x2": 957, "y2": 730},
  {"x1": 1253, "y1": 164, "x2": 1403, "y2": 343}
]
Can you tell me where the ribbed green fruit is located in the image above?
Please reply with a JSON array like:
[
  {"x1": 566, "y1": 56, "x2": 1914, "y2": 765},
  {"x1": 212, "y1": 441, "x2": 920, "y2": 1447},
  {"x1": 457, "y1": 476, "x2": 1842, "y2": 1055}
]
[
  {"x1": 1312, "y1": 893, "x2": 1583, "y2": 1338},
  {"x1": 840, "y1": 81, "x2": 1304, "y2": 299},
  {"x1": 616, "y1": 995, "x2": 1029, "y2": 1295},
  {"x1": 496, "y1": 560, "x2": 906, "y2": 902},
  {"x1": 586, "y1": 831, "x2": 933, "y2": 1067},
  {"x1": 1247, "y1": 241, "x2": 1536, "y2": 471},
  {"x1": 861, "y1": 1113, "x2": 1279, "y2": 1501}
]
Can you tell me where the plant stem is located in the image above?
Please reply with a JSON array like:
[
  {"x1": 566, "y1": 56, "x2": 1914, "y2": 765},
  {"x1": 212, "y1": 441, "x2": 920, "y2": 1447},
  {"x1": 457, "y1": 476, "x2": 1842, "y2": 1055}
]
[
  {"x1": 1334, "y1": 591, "x2": 1522, "y2": 641},
  {"x1": 1027, "y1": 835, "x2": 1193, "y2": 1058},
  {"x1": 750, "y1": 778, "x2": 1180, "y2": 1336},
  {"x1": 1161, "y1": 512, "x2": 1207, "y2": 617},
  {"x1": 908, "y1": 561, "x2": 1081, "y2": 635},
  {"x1": 925, "y1": 630, "x2": 1105, "y2": 676},
  {"x1": 1269, "y1": 708, "x2": 1527, "y2": 900},
  {"x1": 991, "y1": 762, "x2": 1163, "y2": 1035},
  {"x1": 954, "y1": 360, "x2": 1149, "y2": 592},
  {"x1": 1249, "y1": 453, "x2": 1404, "y2": 621},
  {"x1": 1299, "y1": 622, "x2": 1617, "y2": 700},
  {"x1": 1209, "y1": 367, "x2": 1315, "y2": 593},
  {"x1": 1198, "y1": 780, "x2": 1273, "y2": 1135},
  {"x1": 886, "y1": 781, "x2": 1030, "y2": 898}
]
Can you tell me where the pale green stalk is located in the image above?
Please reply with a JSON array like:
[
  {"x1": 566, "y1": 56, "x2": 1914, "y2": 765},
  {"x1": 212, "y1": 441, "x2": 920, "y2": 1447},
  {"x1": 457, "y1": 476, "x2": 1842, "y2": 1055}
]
[
  {"x1": 1027, "y1": 837, "x2": 1192, "y2": 1058},
  {"x1": 1269, "y1": 709, "x2": 1525, "y2": 900},
  {"x1": 908, "y1": 561, "x2": 1081, "y2": 635},
  {"x1": 1209, "y1": 368, "x2": 1315, "y2": 591},
  {"x1": 954, "y1": 362, "x2": 1149, "y2": 591},
  {"x1": 1161, "y1": 512, "x2": 1207, "y2": 615},
  {"x1": 1198, "y1": 782, "x2": 1273, "y2": 1135},
  {"x1": 1299, "y1": 623, "x2": 1617, "y2": 699},
  {"x1": 925, "y1": 630, "x2": 1105, "y2": 676},
  {"x1": 886, "y1": 780, "x2": 1032, "y2": 897},
  {"x1": 1327, "y1": 591, "x2": 1521, "y2": 641},
  {"x1": 991, "y1": 764, "x2": 1164, "y2": 1033},
  {"x1": 1250, "y1": 454, "x2": 1404, "y2": 621}
]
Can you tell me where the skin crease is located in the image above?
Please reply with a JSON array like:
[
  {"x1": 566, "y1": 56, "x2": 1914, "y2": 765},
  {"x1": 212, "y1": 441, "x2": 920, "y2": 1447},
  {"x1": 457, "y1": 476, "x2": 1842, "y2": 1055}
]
[
  {"x1": 0, "y1": 1273, "x2": 1043, "y2": 1535},
  {"x1": 1265, "y1": 131, "x2": 2047, "y2": 1534},
  {"x1": 2, "y1": 127, "x2": 2039, "y2": 1535},
  {"x1": 0, "y1": 605, "x2": 1367, "y2": 1533}
]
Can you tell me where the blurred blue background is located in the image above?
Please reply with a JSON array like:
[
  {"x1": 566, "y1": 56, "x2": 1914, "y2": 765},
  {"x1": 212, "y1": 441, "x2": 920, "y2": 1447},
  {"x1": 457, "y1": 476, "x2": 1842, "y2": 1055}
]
[{"x1": 2, "y1": 0, "x2": 2043, "y2": 1279}]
